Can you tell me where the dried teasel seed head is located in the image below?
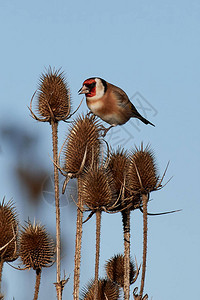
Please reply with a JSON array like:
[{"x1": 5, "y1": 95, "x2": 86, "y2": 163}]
[
  {"x1": 105, "y1": 254, "x2": 136, "y2": 287},
  {"x1": 81, "y1": 278, "x2": 120, "y2": 300},
  {"x1": 37, "y1": 67, "x2": 70, "y2": 121},
  {"x1": 20, "y1": 221, "x2": 55, "y2": 272},
  {"x1": 127, "y1": 144, "x2": 159, "y2": 194},
  {"x1": 0, "y1": 199, "x2": 19, "y2": 262},
  {"x1": 108, "y1": 149, "x2": 141, "y2": 210},
  {"x1": 63, "y1": 114, "x2": 101, "y2": 176},
  {"x1": 108, "y1": 148, "x2": 129, "y2": 195},
  {"x1": 81, "y1": 166, "x2": 116, "y2": 210}
]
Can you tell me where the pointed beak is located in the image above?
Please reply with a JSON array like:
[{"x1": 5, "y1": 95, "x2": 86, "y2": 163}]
[{"x1": 78, "y1": 85, "x2": 90, "y2": 95}]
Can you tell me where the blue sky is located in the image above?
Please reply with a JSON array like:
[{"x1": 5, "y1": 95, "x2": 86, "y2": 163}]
[{"x1": 0, "y1": 0, "x2": 200, "y2": 299}]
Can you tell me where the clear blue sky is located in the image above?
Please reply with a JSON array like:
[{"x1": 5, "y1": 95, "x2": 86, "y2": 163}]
[{"x1": 0, "y1": 1, "x2": 200, "y2": 299}]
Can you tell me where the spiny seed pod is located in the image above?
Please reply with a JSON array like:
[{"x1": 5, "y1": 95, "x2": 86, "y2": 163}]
[
  {"x1": 0, "y1": 199, "x2": 18, "y2": 262},
  {"x1": 108, "y1": 149, "x2": 141, "y2": 210},
  {"x1": 127, "y1": 144, "x2": 159, "y2": 194},
  {"x1": 108, "y1": 148, "x2": 129, "y2": 195},
  {"x1": 105, "y1": 254, "x2": 136, "y2": 287},
  {"x1": 20, "y1": 222, "x2": 55, "y2": 273},
  {"x1": 81, "y1": 278, "x2": 120, "y2": 300},
  {"x1": 63, "y1": 114, "x2": 101, "y2": 176},
  {"x1": 81, "y1": 166, "x2": 116, "y2": 210},
  {"x1": 37, "y1": 67, "x2": 70, "y2": 121}
]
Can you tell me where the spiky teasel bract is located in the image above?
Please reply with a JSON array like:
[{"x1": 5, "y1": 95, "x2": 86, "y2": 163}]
[
  {"x1": 33, "y1": 67, "x2": 71, "y2": 122},
  {"x1": 105, "y1": 254, "x2": 136, "y2": 288},
  {"x1": 108, "y1": 148, "x2": 129, "y2": 195},
  {"x1": 63, "y1": 114, "x2": 101, "y2": 176},
  {"x1": 108, "y1": 148, "x2": 141, "y2": 211},
  {"x1": 127, "y1": 143, "x2": 159, "y2": 194},
  {"x1": 20, "y1": 221, "x2": 55, "y2": 273},
  {"x1": 81, "y1": 278, "x2": 120, "y2": 300},
  {"x1": 0, "y1": 199, "x2": 18, "y2": 262},
  {"x1": 81, "y1": 166, "x2": 116, "y2": 211}
]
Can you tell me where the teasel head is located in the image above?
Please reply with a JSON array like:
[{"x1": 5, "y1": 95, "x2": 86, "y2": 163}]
[
  {"x1": 108, "y1": 148, "x2": 129, "y2": 195},
  {"x1": 29, "y1": 67, "x2": 71, "y2": 123},
  {"x1": 81, "y1": 165, "x2": 116, "y2": 211},
  {"x1": 107, "y1": 148, "x2": 141, "y2": 211},
  {"x1": 63, "y1": 114, "x2": 101, "y2": 178},
  {"x1": 105, "y1": 254, "x2": 137, "y2": 288},
  {"x1": 19, "y1": 221, "x2": 55, "y2": 274},
  {"x1": 0, "y1": 198, "x2": 19, "y2": 262},
  {"x1": 81, "y1": 278, "x2": 120, "y2": 300},
  {"x1": 127, "y1": 143, "x2": 159, "y2": 195}
]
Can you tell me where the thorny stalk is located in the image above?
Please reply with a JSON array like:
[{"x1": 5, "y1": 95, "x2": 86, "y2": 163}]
[
  {"x1": 139, "y1": 193, "x2": 148, "y2": 298},
  {"x1": 73, "y1": 177, "x2": 84, "y2": 300},
  {"x1": 94, "y1": 210, "x2": 102, "y2": 300},
  {"x1": 34, "y1": 269, "x2": 41, "y2": 300},
  {"x1": 51, "y1": 121, "x2": 62, "y2": 300},
  {"x1": 122, "y1": 209, "x2": 131, "y2": 300}
]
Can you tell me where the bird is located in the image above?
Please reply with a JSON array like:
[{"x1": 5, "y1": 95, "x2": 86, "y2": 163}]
[{"x1": 78, "y1": 77, "x2": 155, "y2": 135}]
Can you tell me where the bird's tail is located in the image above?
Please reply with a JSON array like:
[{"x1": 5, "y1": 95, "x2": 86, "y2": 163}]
[{"x1": 138, "y1": 115, "x2": 155, "y2": 127}]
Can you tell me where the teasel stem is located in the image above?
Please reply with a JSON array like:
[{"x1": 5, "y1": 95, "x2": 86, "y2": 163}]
[
  {"x1": 94, "y1": 210, "x2": 102, "y2": 300},
  {"x1": 51, "y1": 120, "x2": 62, "y2": 300},
  {"x1": 0, "y1": 258, "x2": 3, "y2": 292},
  {"x1": 139, "y1": 193, "x2": 148, "y2": 298},
  {"x1": 34, "y1": 269, "x2": 42, "y2": 300},
  {"x1": 121, "y1": 209, "x2": 130, "y2": 300},
  {"x1": 73, "y1": 177, "x2": 84, "y2": 300}
]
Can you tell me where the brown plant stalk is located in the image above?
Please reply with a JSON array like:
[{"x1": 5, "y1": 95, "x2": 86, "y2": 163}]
[
  {"x1": 29, "y1": 68, "x2": 71, "y2": 299},
  {"x1": 121, "y1": 209, "x2": 131, "y2": 300},
  {"x1": 94, "y1": 210, "x2": 102, "y2": 300},
  {"x1": 51, "y1": 120, "x2": 62, "y2": 300},
  {"x1": 139, "y1": 193, "x2": 148, "y2": 298},
  {"x1": 34, "y1": 269, "x2": 42, "y2": 300},
  {"x1": 73, "y1": 177, "x2": 84, "y2": 300}
]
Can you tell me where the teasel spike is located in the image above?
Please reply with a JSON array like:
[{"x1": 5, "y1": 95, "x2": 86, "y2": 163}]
[
  {"x1": 105, "y1": 254, "x2": 136, "y2": 288},
  {"x1": 107, "y1": 148, "x2": 135, "y2": 300},
  {"x1": 61, "y1": 114, "x2": 102, "y2": 300},
  {"x1": 81, "y1": 165, "x2": 116, "y2": 300},
  {"x1": 81, "y1": 278, "x2": 120, "y2": 300},
  {"x1": 63, "y1": 114, "x2": 102, "y2": 177},
  {"x1": 127, "y1": 143, "x2": 159, "y2": 298},
  {"x1": 19, "y1": 221, "x2": 55, "y2": 300},
  {"x1": 29, "y1": 67, "x2": 73, "y2": 299},
  {"x1": 0, "y1": 198, "x2": 19, "y2": 292}
]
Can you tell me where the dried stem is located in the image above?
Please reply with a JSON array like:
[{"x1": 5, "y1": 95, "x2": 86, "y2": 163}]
[
  {"x1": 139, "y1": 193, "x2": 148, "y2": 297},
  {"x1": 73, "y1": 177, "x2": 84, "y2": 300},
  {"x1": 34, "y1": 269, "x2": 41, "y2": 300},
  {"x1": 51, "y1": 121, "x2": 62, "y2": 300},
  {"x1": 122, "y1": 209, "x2": 131, "y2": 300},
  {"x1": 0, "y1": 259, "x2": 3, "y2": 292},
  {"x1": 94, "y1": 210, "x2": 102, "y2": 300}
]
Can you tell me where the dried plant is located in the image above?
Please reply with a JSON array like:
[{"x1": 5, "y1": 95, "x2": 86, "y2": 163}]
[
  {"x1": 81, "y1": 278, "x2": 120, "y2": 300},
  {"x1": 81, "y1": 165, "x2": 116, "y2": 300},
  {"x1": 108, "y1": 148, "x2": 140, "y2": 300},
  {"x1": 20, "y1": 221, "x2": 55, "y2": 300},
  {"x1": 61, "y1": 114, "x2": 102, "y2": 300},
  {"x1": 127, "y1": 144, "x2": 159, "y2": 194},
  {"x1": 62, "y1": 114, "x2": 101, "y2": 177},
  {"x1": 29, "y1": 67, "x2": 72, "y2": 299},
  {"x1": 105, "y1": 254, "x2": 136, "y2": 287},
  {"x1": 30, "y1": 67, "x2": 71, "y2": 123},
  {"x1": 127, "y1": 143, "x2": 159, "y2": 298},
  {"x1": 0, "y1": 199, "x2": 18, "y2": 292}
]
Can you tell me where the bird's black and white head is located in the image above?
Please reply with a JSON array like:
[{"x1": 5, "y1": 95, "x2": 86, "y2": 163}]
[{"x1": 78, "y1": 77, "x2": 107, "y2": 100}]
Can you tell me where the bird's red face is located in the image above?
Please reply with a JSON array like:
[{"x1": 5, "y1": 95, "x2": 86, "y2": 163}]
[{"x1": 78, "y1": 78, "x2": 96, "y2": 97}]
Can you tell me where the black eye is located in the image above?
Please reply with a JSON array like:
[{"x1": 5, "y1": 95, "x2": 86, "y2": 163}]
[{"x1": 86, "y1": 82, "x2": 96, "y2": 89}]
